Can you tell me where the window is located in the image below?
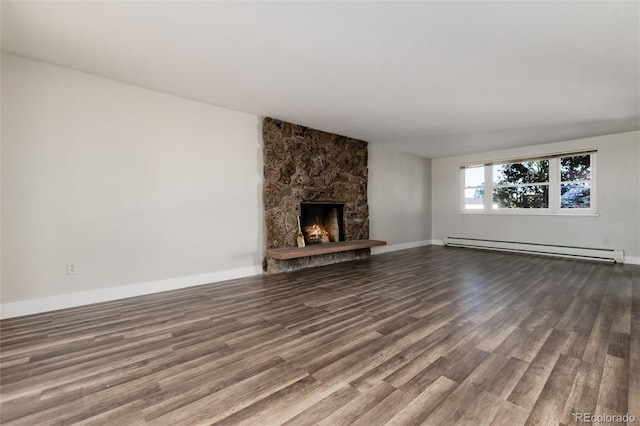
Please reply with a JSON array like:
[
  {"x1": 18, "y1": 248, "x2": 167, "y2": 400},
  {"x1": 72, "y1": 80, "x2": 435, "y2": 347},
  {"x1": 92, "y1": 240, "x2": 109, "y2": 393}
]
[
  {"x1": 493, "y1": 160, "x2": 549, "y2": 209},
  {"x1": 462, "y1": 151, "x2": 596, "y2": 214},
  {"x1": 463, "y1": 166, "x2": 484, "y2": 210},
  {"x1": 560, "y1": 154, "x2": 592, "y2": 209}
]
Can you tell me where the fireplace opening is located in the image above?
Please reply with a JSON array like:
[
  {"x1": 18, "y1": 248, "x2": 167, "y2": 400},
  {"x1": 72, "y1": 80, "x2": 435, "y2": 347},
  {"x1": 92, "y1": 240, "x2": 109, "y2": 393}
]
[{"x1": 300, "y1": 202, "x2": 345, "y2": 245}]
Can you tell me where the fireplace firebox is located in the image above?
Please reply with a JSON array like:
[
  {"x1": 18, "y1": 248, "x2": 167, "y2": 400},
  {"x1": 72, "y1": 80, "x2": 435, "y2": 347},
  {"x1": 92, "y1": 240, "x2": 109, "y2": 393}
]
[{"x1": 300, "y1": 202, "x2": 345, "y2": 245}]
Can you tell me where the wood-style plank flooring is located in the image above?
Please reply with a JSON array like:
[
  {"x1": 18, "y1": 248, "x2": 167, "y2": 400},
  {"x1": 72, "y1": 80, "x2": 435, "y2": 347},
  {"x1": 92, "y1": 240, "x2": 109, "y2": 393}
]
[{"x1": 1, "y1": 246, "x2": 638, "y2": 425}]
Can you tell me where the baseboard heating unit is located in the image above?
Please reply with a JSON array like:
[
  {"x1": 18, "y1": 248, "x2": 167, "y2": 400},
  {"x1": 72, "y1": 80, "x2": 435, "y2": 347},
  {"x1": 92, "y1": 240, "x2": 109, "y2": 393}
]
[{"x1": 443, "y1": 237, "x2": 624, "y2": 263}]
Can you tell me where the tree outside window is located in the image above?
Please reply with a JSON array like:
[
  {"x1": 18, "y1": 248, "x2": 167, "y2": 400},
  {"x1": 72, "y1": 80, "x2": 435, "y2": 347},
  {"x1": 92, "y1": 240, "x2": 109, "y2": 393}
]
[
  {"x1": 560, "y1": 155, "x2": 591, "y2": 208},
  {"x1": 493, "y1": 160, "x2": 549, "y2": 209}
]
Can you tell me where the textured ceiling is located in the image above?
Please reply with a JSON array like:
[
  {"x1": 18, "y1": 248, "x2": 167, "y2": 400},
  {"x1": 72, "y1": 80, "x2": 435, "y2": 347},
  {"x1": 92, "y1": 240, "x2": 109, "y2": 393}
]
[{"x1": 2, "y1": 1, "x2": 638, "y2": 158}]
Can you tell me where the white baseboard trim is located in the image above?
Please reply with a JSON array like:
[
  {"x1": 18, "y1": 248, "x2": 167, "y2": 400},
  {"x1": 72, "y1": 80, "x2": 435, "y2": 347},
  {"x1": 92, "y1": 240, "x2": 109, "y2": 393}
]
[
  {"x1": 430, "y1": 239, "x2": 444, "y2": 246},
  {"x1": 625, "y1": 256, "x2": 640, "y2": 265},
  {"x1": 0, "y1": 265, "x2": 263, "y2": 319},
  {"x1": 371, "y1": 239, "x2": 432, "y2": 255}
]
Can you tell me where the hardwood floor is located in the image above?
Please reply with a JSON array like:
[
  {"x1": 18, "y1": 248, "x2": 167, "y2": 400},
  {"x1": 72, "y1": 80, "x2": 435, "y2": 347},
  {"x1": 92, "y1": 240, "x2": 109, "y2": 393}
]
[{"x1": 1, "y1": 246, "x2": 638, "y2": 425}]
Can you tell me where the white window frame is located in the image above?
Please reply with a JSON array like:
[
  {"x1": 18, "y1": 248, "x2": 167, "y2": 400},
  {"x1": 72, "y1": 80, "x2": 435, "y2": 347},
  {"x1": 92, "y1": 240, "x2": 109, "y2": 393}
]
[
  {"x1": 460, "y1": 150, "x2": 597, "y2": 216},
  {"x1": 461, "y1": 165, "x2": 485, "y2": 211},
  {"x1": 491, "y1": 157, "x2": 551, "y2": 213},
  {"x1": 556, "y1": 153, "x2": 596, "y2": 214}
]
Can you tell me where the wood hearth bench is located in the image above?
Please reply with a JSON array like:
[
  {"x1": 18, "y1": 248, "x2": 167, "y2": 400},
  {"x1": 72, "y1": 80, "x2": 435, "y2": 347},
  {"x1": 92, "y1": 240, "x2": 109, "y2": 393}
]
[{"x1": 265, "y1": 239, "x2": 386, "y2": 260}]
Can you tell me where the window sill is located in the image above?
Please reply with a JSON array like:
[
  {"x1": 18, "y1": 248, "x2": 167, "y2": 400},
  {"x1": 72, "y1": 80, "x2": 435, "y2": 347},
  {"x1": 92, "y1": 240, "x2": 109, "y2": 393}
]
[{"x1": 460, "y1": 211, "x2": 600, "y2": 217}]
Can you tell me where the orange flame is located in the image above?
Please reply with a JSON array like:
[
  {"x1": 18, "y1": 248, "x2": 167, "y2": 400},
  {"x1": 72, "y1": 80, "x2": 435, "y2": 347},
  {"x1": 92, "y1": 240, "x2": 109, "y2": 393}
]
[{"x1": 305, "y1": 223, "x2": 328, "y2": 239}]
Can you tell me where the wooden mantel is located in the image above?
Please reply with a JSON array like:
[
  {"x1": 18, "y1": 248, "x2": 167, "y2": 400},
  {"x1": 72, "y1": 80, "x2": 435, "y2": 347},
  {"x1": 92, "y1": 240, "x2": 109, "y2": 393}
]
[{"x1": 265, "y1": 240, "x2": 386, "y2": 260}]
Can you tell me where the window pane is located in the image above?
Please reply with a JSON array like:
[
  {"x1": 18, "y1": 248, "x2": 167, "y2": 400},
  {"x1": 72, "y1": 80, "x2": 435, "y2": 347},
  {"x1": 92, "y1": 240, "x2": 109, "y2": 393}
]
[
  {"x1": 464, "y1": 167, "x2": 484, "y2": 188},
  {"x1": 493, "y1": 185, "x2": 549, "y2": 208},
  {"x1": 561, "y1": 155, "x2": 591, "y2": 181},
  {"x1": 465, "y1": 188, "x2": 484, "y2": 209},
  {"x1": 494, "y1": 160, "x2": 549, "y2": 185},
  {"x1": 561, "y1": 183, "x2": 590, "y2": 208}
]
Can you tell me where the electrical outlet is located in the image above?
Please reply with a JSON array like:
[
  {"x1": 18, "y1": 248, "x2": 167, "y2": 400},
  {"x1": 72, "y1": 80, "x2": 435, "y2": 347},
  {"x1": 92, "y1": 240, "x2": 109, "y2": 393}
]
[{"x1": 67, "y1": 262, "x2": 78, "y2": 275}]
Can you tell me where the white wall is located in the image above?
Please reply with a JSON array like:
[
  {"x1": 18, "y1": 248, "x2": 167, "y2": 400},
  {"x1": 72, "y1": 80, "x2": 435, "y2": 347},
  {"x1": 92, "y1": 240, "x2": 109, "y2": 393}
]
[
  {"x1": 0, "y1": 54, "x2": 434, "y2": 317},
  {"x1": 432, "y1": 131, "x2": 640, "y2": 259},
  {"x1": 1, "y1": 54, "x2": 263, "y2": 313},
  {"x1": 0, "y1": 53, "x2": 3, "y2": 308},
  {"x1": 369, "y1": 145, "x2": 432, "y2": 251}
]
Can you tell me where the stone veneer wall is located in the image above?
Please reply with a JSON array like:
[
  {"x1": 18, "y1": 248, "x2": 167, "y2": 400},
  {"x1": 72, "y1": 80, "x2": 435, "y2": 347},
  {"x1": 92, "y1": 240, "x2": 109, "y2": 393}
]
[{"x1": 263, "y1": 117, "x2": 369, "y2": 272}]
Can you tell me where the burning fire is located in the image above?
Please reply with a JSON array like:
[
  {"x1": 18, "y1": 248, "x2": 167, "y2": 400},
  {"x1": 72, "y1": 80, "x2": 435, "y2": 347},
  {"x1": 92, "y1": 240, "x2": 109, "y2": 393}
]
[{"x1": 305, "y1": 223, "x2": 330, "y2": 243}]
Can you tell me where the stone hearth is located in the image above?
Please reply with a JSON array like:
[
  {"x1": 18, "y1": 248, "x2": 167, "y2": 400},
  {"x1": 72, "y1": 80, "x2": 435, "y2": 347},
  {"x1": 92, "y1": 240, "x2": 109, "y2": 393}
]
[{"x1": 263, "y1": 117, "x2": 370, "y2": 273}]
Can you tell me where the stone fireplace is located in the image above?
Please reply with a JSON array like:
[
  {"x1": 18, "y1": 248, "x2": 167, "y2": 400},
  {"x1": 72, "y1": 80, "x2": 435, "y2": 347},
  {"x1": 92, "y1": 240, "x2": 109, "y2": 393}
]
[{"x1": 263, "y1": 117, "x2": 372, "y2": 273}]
